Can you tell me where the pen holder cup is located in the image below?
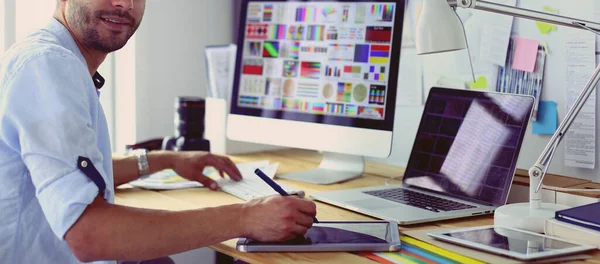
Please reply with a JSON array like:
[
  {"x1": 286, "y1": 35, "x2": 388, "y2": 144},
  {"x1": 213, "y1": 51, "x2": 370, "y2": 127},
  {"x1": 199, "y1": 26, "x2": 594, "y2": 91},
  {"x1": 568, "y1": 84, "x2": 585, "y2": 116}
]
[{"x1": 205, "y1": 97, "x2": 228, "y2": 155}]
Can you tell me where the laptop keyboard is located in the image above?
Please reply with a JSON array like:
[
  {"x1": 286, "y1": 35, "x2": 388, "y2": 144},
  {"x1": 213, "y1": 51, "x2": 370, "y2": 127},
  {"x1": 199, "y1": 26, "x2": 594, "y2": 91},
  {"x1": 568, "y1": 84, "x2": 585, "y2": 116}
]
[{"x1": 363, "y1": 188, "x2": 476, "y2": 213}]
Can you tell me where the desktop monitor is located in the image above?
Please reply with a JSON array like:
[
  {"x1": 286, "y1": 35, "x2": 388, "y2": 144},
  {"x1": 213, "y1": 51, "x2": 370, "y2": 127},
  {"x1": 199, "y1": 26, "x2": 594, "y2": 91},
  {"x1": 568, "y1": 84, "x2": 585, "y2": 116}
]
[{"x1": 227, "y1": 0, "x2": 406, "y2": 184}]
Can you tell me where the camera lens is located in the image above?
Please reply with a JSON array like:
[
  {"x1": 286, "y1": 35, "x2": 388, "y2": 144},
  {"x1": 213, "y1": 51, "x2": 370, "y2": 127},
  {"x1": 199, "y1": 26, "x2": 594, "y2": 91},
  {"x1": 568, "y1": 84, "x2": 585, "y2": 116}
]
[
  {"x1": 174, "y1": 120, "x2": 205, "y2": 138},
  {"x1": 174, "y1": 97, "x2": 206, "y2": 139}
]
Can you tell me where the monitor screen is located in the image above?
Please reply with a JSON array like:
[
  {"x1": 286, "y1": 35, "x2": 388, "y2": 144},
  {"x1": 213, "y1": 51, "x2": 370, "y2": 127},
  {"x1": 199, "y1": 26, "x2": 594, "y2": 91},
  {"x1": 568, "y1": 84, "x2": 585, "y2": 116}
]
[
  {"x1": 403, "y1": 88, "x2": 534, "y2": 206},
  {"x1": 231, "y1": 0, "x2": 404, "y2": 131}
]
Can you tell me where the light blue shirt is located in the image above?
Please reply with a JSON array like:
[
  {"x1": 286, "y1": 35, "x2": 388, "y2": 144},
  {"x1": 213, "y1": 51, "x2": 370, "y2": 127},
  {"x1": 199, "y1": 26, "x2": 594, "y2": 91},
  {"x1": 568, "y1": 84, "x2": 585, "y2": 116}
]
[{"x1": 0, "y1": 19, "x2": 114, "y2": 263}]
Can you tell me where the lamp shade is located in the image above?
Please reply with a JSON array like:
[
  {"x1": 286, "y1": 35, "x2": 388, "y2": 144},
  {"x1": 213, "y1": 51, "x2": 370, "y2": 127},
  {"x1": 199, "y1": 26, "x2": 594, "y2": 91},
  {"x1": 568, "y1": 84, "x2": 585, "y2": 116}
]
[{"x1": 416, "y1": 0, "x2": 467, "y2": 55}]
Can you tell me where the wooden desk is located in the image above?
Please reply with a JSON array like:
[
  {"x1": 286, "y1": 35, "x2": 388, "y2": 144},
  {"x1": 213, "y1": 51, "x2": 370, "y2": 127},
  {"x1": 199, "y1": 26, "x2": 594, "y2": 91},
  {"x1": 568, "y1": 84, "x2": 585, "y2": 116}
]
[{"x1": 115, "y1": 149, "x2": 600, "y2": 264}]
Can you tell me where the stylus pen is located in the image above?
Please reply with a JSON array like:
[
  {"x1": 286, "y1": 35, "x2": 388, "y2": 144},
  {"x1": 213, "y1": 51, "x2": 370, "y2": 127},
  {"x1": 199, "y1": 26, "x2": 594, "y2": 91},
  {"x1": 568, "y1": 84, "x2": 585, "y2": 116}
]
[{"x1": 254, "y1": 168, "x2": 319, "y2": 223}]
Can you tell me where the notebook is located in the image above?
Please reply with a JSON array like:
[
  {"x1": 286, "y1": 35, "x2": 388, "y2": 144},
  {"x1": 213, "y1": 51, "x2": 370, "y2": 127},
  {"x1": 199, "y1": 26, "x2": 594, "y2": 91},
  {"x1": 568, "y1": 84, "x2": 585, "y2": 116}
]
[
  {"x1": 545, "y1": 218, "x2": 600, "y2": 248},
  {"x1": 556, "y1": 201, "x2": 600, "y2": 232}
]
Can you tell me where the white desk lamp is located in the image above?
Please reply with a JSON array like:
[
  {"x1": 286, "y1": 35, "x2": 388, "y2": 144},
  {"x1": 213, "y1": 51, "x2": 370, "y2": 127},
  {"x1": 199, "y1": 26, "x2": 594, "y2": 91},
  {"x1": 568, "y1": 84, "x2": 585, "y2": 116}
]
[{"x1": 416, "y1": 0, "x2": 600, "y2": 233}]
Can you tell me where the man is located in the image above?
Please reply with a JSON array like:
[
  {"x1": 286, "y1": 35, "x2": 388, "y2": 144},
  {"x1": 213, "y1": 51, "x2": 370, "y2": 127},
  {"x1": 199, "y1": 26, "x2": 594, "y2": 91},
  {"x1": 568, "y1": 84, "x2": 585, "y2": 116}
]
[{"x1": 0, "y1": 0, "x2": 317, "y2": 263}]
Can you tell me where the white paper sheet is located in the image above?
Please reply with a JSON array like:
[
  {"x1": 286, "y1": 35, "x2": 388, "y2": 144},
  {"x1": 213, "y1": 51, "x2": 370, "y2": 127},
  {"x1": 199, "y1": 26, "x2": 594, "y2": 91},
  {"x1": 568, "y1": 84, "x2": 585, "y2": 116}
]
[
  {"x1": 597, "y1": 24, "x2": 600, "y2": 53},
  {"x1": 478, "y1": 0, "x2": 517, "y2": 67},
  {"x1": 129, "y1": 160, "x2": 280, "y2": 190},
  {"x1": 595, "y1": 3, "x2": 600, "y2": 52},
  {"x1": 564, "y1": 30, "x2": 596, "y2": 169},
  {"x1": 129, "y1": 169, "x2": 203, "y2": 190},
  {"x1": 205, "y1": 44, "x2": 237, "y2": 100}
]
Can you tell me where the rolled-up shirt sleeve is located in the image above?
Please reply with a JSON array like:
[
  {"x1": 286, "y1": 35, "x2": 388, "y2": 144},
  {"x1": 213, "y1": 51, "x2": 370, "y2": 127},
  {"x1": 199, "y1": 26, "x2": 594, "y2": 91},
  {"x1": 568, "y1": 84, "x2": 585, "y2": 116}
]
[{"x1": 1, "y1": 52, "x2": 108, "y2": 240}]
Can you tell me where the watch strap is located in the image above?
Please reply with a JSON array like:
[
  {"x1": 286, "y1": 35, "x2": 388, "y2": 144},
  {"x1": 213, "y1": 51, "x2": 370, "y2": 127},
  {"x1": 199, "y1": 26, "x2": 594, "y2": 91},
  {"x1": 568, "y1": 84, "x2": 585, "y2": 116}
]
[{"x1": 133, "y1": 149, "x2": 150, "y2": 179}]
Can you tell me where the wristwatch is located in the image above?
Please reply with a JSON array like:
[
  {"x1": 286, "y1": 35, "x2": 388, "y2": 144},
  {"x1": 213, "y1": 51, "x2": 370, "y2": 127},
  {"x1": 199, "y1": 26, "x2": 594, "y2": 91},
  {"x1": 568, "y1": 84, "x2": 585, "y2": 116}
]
[{"x1": 132, "y1": 149, "x2": 150, "y2": 179}]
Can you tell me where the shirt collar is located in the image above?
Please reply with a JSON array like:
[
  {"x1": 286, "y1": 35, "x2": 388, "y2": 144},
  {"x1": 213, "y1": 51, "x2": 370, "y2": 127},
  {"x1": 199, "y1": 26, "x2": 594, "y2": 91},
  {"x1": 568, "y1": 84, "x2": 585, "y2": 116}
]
[
  {"x1": 44, "y1": 18, "x2": 87, "y2": 67},
  {"x1": 44, "y1": 18, "x2": 105, "y2": 90}
]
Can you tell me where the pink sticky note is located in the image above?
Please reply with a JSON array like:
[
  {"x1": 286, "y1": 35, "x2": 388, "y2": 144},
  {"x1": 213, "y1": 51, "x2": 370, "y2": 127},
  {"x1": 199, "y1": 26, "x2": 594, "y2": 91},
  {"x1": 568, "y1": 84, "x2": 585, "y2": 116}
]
[{"x1": 512, "y1": 37, "x2": 539, "y2": 72}]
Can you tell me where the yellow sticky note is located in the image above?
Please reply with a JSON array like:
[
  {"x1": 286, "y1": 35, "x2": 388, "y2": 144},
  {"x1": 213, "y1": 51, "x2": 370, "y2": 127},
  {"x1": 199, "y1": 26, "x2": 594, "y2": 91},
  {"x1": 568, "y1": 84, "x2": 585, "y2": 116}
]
[
  {"x1": 537, "y1": 6, "x2": 558, "y2": 35},
  {"x1": 468, "y1": 76, "x2": 488, "y2": 90},
  {"x1": 536, "y1": 21, "x2": 557, "y2": 35}
]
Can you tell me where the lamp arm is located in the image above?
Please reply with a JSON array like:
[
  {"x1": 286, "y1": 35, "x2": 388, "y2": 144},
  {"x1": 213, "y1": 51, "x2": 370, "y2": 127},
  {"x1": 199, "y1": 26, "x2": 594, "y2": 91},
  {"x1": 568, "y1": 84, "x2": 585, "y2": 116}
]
[
  {"x1": 448, "y1": 0, "x2": 600, "y2": 32},
  {"x1": 527, "y1": 63, "x2": 600, "y2": 209}
]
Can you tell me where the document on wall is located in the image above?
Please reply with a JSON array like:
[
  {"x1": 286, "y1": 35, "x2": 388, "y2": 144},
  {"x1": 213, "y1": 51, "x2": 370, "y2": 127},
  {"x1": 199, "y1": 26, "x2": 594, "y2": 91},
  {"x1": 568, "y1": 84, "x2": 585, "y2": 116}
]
[
  {"x1": 478, "y1": 0, "x2": 517, "y2": 67},
  {"x1": 596, "y1": 7, "x2": 600, "y2": 52},
  {"x1": 205, "y1": 44, "x2": 237, "y2": 100},
  {"x1": 564, "y1": 32, "x2": 596, "y2": 169}
]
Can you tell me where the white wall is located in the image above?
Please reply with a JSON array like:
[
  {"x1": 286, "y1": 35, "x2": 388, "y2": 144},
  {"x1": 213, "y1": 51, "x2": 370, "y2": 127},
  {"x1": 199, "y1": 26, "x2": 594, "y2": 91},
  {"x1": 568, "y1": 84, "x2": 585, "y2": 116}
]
[
  {"x1": 15, "y1": 0, "x2": 55, "y2": 41},
  {"x1": 133, "y1": 0, "x2": 234, "y2": 143},
  {"x1": 115, "y1": 36, "x2": 137, "y2": 152},
  {"x1": 1, "y1": 0, "x2": 16, "y2": 54},
  {"x1": 0, "y1": 0, "x2": 5, "y2": 53}
]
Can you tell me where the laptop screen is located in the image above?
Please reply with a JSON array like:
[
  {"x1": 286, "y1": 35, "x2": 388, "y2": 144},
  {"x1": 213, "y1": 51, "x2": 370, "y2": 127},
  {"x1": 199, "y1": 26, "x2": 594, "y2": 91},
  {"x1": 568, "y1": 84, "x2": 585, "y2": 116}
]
[{"x1": 403, "y1": 88, "x2": 534, "y2": 206}]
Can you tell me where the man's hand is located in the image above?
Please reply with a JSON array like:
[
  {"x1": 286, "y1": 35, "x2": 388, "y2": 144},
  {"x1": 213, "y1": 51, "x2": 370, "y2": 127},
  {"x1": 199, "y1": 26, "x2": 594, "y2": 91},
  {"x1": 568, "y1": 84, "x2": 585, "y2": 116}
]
[
  {"x1": 171, "y1": 152, "x2": 242, "y2": 190},
  {"x1": 241, "y1": 196, "x2": 317, "y2": 241}
]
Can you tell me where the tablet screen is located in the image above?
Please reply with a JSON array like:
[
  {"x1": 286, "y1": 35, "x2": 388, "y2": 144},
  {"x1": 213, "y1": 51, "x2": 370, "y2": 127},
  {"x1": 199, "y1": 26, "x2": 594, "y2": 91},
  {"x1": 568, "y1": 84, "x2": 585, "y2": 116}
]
[
  {"x1": 440, "y1": 226, "x2": 581, "y2": 254},
  {"x1": 244, "y1": 221, "x2": 392, "y2": 245}
]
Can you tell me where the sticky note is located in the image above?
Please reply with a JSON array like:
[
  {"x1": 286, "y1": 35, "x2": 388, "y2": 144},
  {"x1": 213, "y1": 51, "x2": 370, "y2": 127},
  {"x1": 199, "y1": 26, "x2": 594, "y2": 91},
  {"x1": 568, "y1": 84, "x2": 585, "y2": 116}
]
[
  {"x1": 512, "y1": 37, "x2": 539, "y2": 72},
  {"x1": 468, "y1": 76, "x2": 488, "y2": 90},
  {"x1": 536, "y1": 21, "x2": 557, "y2": 35},
  {"x1": 543, "y1": 6, "x2": 558, "y2": 13},
  {"x1": 533, "y1": 101, "x2": 557, "y2": 135},
  {"x1": 536, "y1": 6, "x2": 558, "y2": 35}
]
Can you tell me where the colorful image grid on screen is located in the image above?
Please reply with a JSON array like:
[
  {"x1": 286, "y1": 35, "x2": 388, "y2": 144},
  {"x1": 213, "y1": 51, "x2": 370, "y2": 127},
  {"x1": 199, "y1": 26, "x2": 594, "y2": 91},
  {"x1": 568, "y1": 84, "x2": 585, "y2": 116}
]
[{"x1": 240, "y1": 2, "x2": 395, "y2": 120}]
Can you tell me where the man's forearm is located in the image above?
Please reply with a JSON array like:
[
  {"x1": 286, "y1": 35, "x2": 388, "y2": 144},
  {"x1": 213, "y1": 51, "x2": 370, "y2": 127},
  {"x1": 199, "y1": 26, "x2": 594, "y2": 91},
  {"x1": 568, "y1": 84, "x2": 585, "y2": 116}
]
[
  {"x1": 66, "y1": 197, "x2": 246, "y2": 262},
  {"x1": 112, "y1": 151, "x2": 176, "y2": 187}
]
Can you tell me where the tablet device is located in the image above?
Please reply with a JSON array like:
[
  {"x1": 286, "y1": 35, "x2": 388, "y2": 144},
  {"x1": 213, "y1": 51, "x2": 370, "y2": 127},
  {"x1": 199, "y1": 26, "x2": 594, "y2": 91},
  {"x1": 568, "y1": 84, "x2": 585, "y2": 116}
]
[
  {"x1": 427, "y1": 225, "x2": 596, "y2": 261},
  {"x1": 236, "y1": 220, "x2": 400, "y2": 252}
]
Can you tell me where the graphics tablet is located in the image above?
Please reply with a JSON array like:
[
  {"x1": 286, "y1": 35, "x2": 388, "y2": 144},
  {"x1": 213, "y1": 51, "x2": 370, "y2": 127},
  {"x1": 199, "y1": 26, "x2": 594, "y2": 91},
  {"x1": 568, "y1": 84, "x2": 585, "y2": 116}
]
[
  {"x1": 427, "y1": 225, "x2": 595, "y2": 261},
  {"x1": 236, "y1": 220, "x2": 400, "y2": 252}
]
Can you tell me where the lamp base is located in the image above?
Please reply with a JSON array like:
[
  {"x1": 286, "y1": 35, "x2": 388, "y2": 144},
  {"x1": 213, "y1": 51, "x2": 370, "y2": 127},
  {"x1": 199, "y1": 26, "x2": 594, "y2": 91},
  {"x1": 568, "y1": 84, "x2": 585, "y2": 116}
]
[{"x1": 493, "y1": 203, "x2": 570, "y2": 233}]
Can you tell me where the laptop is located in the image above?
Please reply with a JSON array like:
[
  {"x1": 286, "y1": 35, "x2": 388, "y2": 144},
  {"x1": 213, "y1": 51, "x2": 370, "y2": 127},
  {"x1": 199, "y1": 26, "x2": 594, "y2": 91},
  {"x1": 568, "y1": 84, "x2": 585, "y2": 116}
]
[{"x1": 310, "y1": 87, "x2": 534, "y2": 225}]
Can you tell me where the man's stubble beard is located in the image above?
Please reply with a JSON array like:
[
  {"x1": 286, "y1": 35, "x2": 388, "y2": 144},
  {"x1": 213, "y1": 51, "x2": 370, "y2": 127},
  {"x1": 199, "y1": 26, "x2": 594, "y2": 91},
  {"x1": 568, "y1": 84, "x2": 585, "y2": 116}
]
[{"x1": 68, "y1": 1, "x2": 140, "y2": 53}]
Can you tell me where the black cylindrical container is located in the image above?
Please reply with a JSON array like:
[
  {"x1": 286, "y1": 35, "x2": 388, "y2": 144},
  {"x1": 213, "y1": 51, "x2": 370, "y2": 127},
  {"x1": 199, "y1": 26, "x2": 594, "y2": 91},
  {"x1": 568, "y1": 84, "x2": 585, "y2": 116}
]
[{"x1": 174, "y1": 97, "x2": 206, "y2": 138}]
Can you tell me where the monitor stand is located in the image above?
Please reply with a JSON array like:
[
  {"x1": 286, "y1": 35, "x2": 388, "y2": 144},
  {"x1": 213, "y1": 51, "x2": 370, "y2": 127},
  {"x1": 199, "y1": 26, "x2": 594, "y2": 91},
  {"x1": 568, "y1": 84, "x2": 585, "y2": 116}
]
[{"x1": 276, "y1": 152, "x2": 365, "y2": 185}]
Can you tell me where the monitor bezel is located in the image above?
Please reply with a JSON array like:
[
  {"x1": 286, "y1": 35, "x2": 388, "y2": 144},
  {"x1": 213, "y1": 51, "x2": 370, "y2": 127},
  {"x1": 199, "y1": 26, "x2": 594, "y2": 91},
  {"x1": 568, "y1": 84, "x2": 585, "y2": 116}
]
[{"x1": 230, "y1": 0, "x2": 406, "y2": 132}]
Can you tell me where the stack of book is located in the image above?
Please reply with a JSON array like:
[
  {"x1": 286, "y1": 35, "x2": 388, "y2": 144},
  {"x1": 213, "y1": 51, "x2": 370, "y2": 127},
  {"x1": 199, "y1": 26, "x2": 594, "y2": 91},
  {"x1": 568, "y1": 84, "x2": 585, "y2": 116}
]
[{"x1": 545, "y1": 201, "x2": 600, "y2": 248}]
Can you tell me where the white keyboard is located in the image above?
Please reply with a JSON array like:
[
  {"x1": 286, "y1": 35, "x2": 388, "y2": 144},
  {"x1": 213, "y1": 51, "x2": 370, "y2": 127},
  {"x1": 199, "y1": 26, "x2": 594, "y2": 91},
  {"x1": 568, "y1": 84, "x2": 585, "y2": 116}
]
[
  {"x1": 217, "y1": 177, "x2": 305, "y2": 201},
  {"x1": 213, "y1": 161, "x2": 305, "y2": 201}
]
